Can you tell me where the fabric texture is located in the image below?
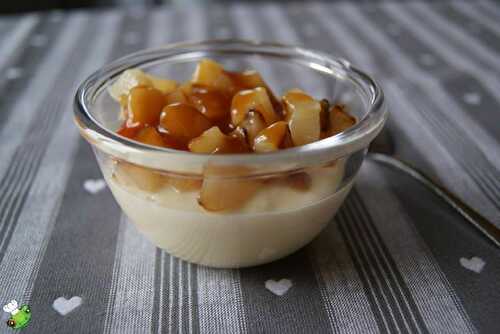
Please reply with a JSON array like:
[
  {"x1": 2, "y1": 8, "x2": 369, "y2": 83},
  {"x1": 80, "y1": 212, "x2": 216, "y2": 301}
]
[{"x1": 0, "y1": 1, "x2": 499, "y2": 333}]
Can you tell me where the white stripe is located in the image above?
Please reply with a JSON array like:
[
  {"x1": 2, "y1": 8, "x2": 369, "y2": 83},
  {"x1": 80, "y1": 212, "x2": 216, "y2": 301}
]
[
  {"x1": 452, "y1": 1, "x2": 500, "y2": 38},
  {"x1": 0, "y1": 12, "x2": 120, "y2": 305},
  {"x1": 409, "y1": 1, "x2": 500, "y2": 71},
  {"x1": 309, "y1": 222, "x2": 380, "y2": 334},
  {"x1": 478, "y1": 0, "x2": 500, "y2": 19},
  {"x1": 0, "y1": 15, "x2": 39, "y2": 71},
  {"x1": 197, "y1": 268, "x2": 246, "y2": 334},
  {"x1": 105, "y1": 219, "x2": 157, "y2": 334},
  {"x1": 356, "y1": 162, "x2": 477, "y2": 334}
]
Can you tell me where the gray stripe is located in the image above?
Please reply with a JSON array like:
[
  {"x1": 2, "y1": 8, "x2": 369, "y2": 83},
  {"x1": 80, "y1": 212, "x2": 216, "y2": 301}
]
[
  {"x1": 375, "y1": 151, "x2": 500, "y2": 334},
  {"x1": 0, "y1": 16, "x2": 90, "y2": 266},
  {"x1": 356, "y1": 163, "x2": 477, "y2": 334},
  {"x1": 308, "y1": 3, "x2": 376, "y2": 72},
  {"x1": 477, "y1": 0, "x2": 500, "y2": 22},
  {"x1": 0, "y1": 14, "x2": 66, "y2": 131},
  {"x1": 336, "y1": 3, "x2": 500, "y2": 224},
  {"x1": 0, "y1": 15, "x2": 70, "y2": 179},
  {"x1": 409, "y1": 1, "x2": 500, "y2": 73},
  {"x1": 0, "y1": 13, "x2": 94, "y2": 306},
  {"x1": 371, "y1": 5, "x2": 500, "y2": 193},
  {"x1": 0, "y1": 14, "x2": 90, "y2": 266},
  {"x1": 451, "y1": 1, "x2": 500, "y2": 49}
]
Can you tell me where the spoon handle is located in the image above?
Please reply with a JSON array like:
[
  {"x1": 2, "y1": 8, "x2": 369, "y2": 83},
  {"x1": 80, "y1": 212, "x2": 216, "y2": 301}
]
[{"x1": 368, "y1": 153, "x2": 500, "y2": 249}]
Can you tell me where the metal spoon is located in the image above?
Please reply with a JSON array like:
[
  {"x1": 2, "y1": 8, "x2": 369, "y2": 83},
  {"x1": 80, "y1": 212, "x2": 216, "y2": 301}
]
[{"x1": 368, "y1": 128, "x2": 500, "y2": 248}]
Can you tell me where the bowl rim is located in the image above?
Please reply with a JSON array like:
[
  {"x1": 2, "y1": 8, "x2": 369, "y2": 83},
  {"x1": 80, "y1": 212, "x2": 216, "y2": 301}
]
[{"x1": 74, "y1": 39, "x2": 387, "y2": 173}]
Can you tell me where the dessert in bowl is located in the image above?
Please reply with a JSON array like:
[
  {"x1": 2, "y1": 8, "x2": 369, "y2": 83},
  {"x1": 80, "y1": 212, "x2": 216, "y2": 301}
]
[{"x1": 74, "y1": 40, "x2": 387, "y2": 268}]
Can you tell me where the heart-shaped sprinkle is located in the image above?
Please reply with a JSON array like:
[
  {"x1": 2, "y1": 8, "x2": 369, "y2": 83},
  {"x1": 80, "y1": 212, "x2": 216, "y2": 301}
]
[
  {"x1": 459, "y1": 256, "x2": 485, "y2": 273},
  {"x1": 265, "y1": 279, "x2": 293, "y2": 296},
  {"x1": 52, "y1": 296, "x2": 82, "y2": 316},
  {"x1": 83, "y1": 179, "x2": 106, "y2": 194},
  {"x1": 463, "y1": 92, "x2": 481, "y2": 105}
]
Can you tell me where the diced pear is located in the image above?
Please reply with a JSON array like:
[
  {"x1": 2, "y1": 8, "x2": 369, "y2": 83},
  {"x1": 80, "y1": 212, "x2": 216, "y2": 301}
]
[
  {"x1": 191, "y1": 59, "x2": 233, "y2": 92},
  {"x1": 134, "y1": 127, "x2": 167, "y2": 147},
  {"x1": 253, "y1": 121, "x2": 288, "y2": 153},
  {"x1": 231, "y1": 87, "x2": 278, "y2": 126},
  {"x1": 167, "y1": 177, "x2": 202, "y2": 192},
  {"x1": 108, "y1": 69, "x2": 153, "y2": 101},
  {"x1": 188, "y1": 85, "x2": 231, "y2": 122},
  {"x1": 148, "y1": 76, "x2": 177, "y2": 94},
  {"x1": 113, "y1": 162, "x2": 167, "y2": 192},
  {"x1": 283, "y1": 90, "x2": 321, "y2": 146},
  {"x1": 198, "y1": 165, "x2": 260, "y2": 211},
  {"x1": 228, "y1": 70, "x2": 282, "y2": 113},
  {"x1": 159, "y1": 103, "x2": 212, "y2": 143},
  {"x1": 128, "y1": 86, "x2": 167, "y2": 126},
  {"x1": 286, "y1": 172, "x2": 312, "y2": 191},
  {"x1": 238, "y1": 110, "x2": 267, "y2": 144},
  {"x1": 165, "y1": 88, "x2": 188, "y2": 104},
  {"x1": 329, "y1": 105, "x2": 356, "y2": 136},
  {"x1": 188, "y1": 126, "x2": 248, "y2": 154}
]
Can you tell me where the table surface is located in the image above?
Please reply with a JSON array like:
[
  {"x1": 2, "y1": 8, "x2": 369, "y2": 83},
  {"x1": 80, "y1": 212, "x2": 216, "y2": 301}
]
[{"x1": 0, "y1": 1, "x2": 499, "y2": 333}]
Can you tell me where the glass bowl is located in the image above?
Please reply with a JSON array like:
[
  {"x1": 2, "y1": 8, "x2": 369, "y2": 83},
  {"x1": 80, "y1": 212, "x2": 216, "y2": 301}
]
[{"x1": 74, "y1": 40, "x2": 387, "y2": 268}]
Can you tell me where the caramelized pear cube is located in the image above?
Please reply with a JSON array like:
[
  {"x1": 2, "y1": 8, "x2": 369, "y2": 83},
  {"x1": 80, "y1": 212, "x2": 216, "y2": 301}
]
[
  {"x1": 192, "y1": 59, "x2": 233, "y2": 92},
  {"x1": 329, "y1": 105, "x2": 356, "y2": 136},
  {"x1": 231, "y1": 87, "x2": 279, "y2": 126},
  {"x1": 198, "y1": 165, "x2": 260, "y2": 211},
  {"x1": 283, "y1": 89, "x2": 321, "y2": 146},
  {"x1": 159, "y1": 103, "x2": 212, "y2": 143},
  {"x1": 253, "y1": 121, "x2": 289, "y2": 153},
  {"x1": 128, "y1": 86, "x2": 167, "y2": 127},
  {"x1": 113, "y1": 162, "x2": 167, "y2": 192}
]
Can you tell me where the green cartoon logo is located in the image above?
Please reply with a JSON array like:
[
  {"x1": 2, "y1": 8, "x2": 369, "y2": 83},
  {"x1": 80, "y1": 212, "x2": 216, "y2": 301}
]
[{"x1": 3, "y1": 300, "x2": 31, "y2": 330}]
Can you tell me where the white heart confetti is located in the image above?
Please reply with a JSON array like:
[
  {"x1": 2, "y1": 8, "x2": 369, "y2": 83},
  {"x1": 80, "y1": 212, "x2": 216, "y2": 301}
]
[
  {"x1": 83, "y1": 179, "x2": 106, "y2": 194},
  {"x1": 52, "y1": 296, "x2": 82, "y2": 316},
  {"x1": 460, "y1": 256, "x2": 485, "y2": 273},
  {"x1": 463, "y1": 92, "x2": 481, "y2": 106},
  {"x1": 265, "y1": 279, "x2": 293, "y2": 296}
]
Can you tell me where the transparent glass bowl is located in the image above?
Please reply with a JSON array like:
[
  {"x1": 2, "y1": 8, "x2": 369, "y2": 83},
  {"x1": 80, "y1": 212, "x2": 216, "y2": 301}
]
[{"x1": 74, "y1": 40, "x2": 387, "y2": 268}]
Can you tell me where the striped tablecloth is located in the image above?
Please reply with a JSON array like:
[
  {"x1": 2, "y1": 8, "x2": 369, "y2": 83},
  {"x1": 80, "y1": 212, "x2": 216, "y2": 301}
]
[{"x1": 0, "y1": 1, "x2": 499, "y2": 333}]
